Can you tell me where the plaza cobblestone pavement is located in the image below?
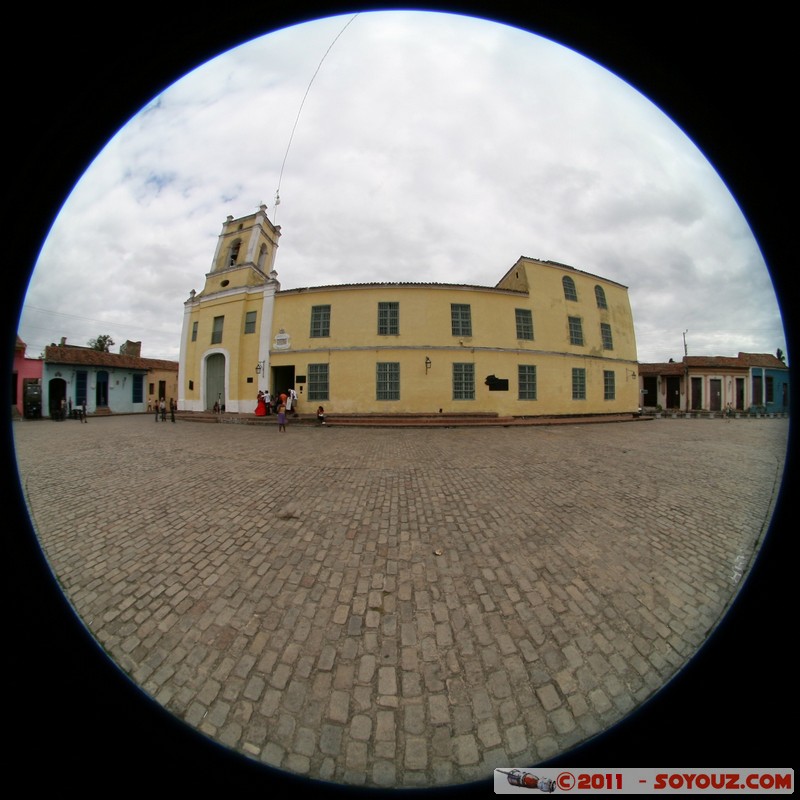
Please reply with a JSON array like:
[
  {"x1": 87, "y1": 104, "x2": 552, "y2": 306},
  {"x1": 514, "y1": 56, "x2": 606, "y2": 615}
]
[{"x1": 12, "y1": 415, "x2": 789, "y2": 790}]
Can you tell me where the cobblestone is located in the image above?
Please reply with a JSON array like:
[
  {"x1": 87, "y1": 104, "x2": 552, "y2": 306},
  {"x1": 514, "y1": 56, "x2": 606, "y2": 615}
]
[{"x1": 12, "y1": 415, "x2": 788, "y2": 789}]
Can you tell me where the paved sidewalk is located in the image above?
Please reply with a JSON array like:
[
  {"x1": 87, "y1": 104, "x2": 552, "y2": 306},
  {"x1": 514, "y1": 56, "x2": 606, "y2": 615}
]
[{"x1": 12, "y1": 415, "x2": 789, "y2": 789}]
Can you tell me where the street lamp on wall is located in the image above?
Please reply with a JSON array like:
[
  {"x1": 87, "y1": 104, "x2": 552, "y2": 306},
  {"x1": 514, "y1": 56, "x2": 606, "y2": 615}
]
[
  {"x1": 425, "y1": 357, "x2": 432, "y2": 374},
  {"x1": 255, "y1": 360, "x2": 265, "y2": 376}
]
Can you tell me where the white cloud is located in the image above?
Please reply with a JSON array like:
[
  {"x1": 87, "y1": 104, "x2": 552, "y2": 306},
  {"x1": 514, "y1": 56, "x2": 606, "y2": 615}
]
[{"x1": 17, "y1": 10, "x2": 786, "y2": 366}]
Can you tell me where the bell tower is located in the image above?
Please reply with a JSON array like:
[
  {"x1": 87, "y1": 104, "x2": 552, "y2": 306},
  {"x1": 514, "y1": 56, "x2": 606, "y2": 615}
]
[{"x1": 198, "y1": 204, "x2": 281, "y2": 297}]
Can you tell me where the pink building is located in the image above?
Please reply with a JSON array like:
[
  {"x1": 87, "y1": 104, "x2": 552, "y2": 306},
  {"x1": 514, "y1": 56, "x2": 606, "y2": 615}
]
[{"x1": 12, "y1": 336, "x2": 43, "y2": 418}]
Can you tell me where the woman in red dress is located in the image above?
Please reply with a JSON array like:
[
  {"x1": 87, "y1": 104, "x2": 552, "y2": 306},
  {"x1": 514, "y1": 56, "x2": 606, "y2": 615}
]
[{"x1": 255, "y1": 390, "x2": 267, "y2": 416}]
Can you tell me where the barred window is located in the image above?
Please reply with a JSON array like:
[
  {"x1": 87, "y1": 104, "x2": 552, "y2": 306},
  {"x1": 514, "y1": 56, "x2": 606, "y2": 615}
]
[
  {"x1": 568, "y1": 316, "x2": 584, "y2": 346},
  {"x1": 310, "y1": 305, "x2": 331, "y2": 338},
  {"x1": 307, "y1": 363, "x2": 329, "y2": 401},
  {"x1": 451, "y1": 304, "x2": 472, "y2": 337},
  {"x1": 518, "y1": 364, "x2": 537, "y2": 400},
  {"x1": 132, "y1": 374, "x2": 144, "y2": 404},
  {"x1": 600, "y1": 322, "x2": 614, "y2": 350},
  {"x1": 572, "y1": 367, "x2": 586, "y2": 400},
  {"x1": 376, "y1": 362, "x2": 400, "y2": 400},
  {"x1": 191, "y1": 321, "x2": 198, "y2": 342},
  {"x1": 515, "y1": 308, "x2": 534, "y2": 340},
  {"x1": 378, "y1": 302, "x2": 399, "y2": 335},
  {"x1": 453, "y1": 362, "x2": 475, "y2": 400},
  {"x1": 595, "y1": 285, "x2": 608, "y2": 309},
  {"x1": 604, "y1": 370, "x2": 616, "y2": 400},
  {"x1": 211, "y1": 315, "x2": 224, "y2": 345},
  {"x1": 563, "y1": 276, "x2": 578, "y2": 301},
  {"x1": 244, "y1": 310, "x2": 257, "y2": 334}
]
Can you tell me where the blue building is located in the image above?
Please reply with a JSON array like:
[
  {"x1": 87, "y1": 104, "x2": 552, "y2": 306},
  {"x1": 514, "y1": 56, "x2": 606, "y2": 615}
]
[{"x1": 42, "y1": 338, "x2": 178, "y2": 419}]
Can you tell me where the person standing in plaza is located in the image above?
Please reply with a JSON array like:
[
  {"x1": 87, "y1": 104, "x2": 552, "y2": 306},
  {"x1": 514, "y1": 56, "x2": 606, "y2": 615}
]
[
  {"x1": 170, "y1": 398, "x2": 176, "y2": 423},
  {"x1": 160, "y1": 398, "x2": 167, "y2": 421},
  {"x1": 277, "y1": 401, "x2": 287, "y2": 432},
  {"x1": 81, "y1": 399, "x2": 87, "y2": 423}
]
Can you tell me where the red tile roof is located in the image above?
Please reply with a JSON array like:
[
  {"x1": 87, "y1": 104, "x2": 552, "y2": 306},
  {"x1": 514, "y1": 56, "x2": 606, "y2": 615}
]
[
  {"x1": 639, "y1": 352, "x2": 787, "y2": 373},
  {"x1": 44, "y1": 345, "x2": 177, "y2": 372}
]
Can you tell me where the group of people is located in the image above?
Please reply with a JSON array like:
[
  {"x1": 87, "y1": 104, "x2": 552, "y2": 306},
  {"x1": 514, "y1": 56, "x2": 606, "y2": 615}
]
[
  {"x1": 255, "y1": 388, "x2": 299, "y2": 431},
  {"x1": 153, "y1": 397, "x2": 176, "y2": 423},
  {"x1": 53, "y1": 397, "x2": 87, "y2": 422}
]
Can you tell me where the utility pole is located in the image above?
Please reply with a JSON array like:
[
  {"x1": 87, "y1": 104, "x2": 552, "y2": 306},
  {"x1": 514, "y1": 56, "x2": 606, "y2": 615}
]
[{"x1": 682, "y1": 330, "x2": 689, "y2": 412}]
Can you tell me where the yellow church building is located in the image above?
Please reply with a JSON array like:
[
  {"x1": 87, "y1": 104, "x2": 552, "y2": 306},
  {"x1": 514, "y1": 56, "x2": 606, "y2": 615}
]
[{"x1": 178, "y1": 206, "x2": 639, "y2": 418}]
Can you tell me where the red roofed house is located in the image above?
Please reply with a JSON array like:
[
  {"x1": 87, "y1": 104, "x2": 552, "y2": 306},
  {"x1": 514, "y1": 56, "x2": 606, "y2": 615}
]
[
  {"x1": 41, "y1": 338, "x2": 178, "y2": 419},
  {"x1": 638, "y1": 352, "x2": 789, "y2": 415}
]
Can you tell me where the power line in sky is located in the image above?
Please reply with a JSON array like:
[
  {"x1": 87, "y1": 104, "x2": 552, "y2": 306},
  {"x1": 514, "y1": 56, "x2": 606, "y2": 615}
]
[{"x1": 273, "y1": 13, "x2": 359, "y2": 222}]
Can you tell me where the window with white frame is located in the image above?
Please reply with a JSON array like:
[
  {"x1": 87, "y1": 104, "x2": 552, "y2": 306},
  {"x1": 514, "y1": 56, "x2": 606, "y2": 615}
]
[
  {"x1": 595, "y1": 285, "x2": 608, "y2": 309},
  {"x1": 451, "y1": 304, "x2": 472, "y2": 337},
  {"x1": 453, "y1": 362, "x2": 475, "y2": 399},
  {"x1": 378, "y1": 302, "x2": 399, "y2": 335},
  {"x1": 515, "y1": 308, "x2": 534, "y2": 340},
  {"x1": 307, "y1": 363, "x2": 329, "y2": 400},
  {"x1": 572, "y1": 367, "x2": 586, "y2": 400},
  {"x1": 376, "y1": 362, "x2": 400, "y2": 400},
  {"x1": 518, "y1": 364, "x2": 537, "y2": 400},
  {"x1": 310, "y1": 305, "x2": 331, "y2": 338},
  {"x1": 211, "y1": 316, "x2": 224, "y2": 344},
  {"x1": 600, "y1": 322, "x2": 614, "y2": 350},
  {"x1": 604, "y1": 370, "x2": 615, "y2": 400},
  {"x1": 568, "y1": 316, "x2": 584, "y2": 346}
]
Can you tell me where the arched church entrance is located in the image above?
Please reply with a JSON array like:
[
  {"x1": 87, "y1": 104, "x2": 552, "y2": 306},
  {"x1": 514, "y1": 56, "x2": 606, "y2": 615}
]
[{"x1": 206, "y1": 353, "x2": 225, "y2": 411}]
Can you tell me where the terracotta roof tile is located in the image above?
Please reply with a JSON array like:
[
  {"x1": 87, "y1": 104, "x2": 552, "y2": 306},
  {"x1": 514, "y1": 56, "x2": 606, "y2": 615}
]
[{"x1": 44, "y1": 345, "x2": 177, "y2": 372}]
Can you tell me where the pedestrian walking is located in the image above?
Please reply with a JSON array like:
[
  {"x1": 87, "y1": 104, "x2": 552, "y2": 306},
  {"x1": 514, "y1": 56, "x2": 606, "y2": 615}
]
[
  {"x1": 81, "y1": 400, "x2": 87, "y2": 423},
  {"x1": 160, "y1": 398, "x2": 167, "y2": 422},
  {"x1": 170, "y1": 398, "x2": 176, "y2": 423}
]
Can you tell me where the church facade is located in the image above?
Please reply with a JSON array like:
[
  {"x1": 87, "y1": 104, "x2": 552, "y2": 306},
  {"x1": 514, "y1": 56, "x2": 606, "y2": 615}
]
[{"x1": 178, "y1": 207, "x2": 639, "y2": 417}]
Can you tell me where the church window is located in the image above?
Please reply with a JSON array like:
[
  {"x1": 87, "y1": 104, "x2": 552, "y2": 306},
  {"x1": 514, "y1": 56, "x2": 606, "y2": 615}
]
[
  {"x1": 572, "y1": 368, "x2": 586, "y2": 400},
  {"x1": 568, "y1": 316, "x2": 584, "y2": 346},
  {"x1": 308, "y1": 363, "x2": 329, "y2": 400},
  {"x1": 451, "y1": 304, "x2": 472, "y2": 337},
  {"x1": 211, "y1": 316, "x2": 224, "y2": 344},
  {"x1": 518, "y1": 365, "x2": 537, "y2": 400},
  {"x1": 600, "y1": 322, "x2": 614, "y2": 350},
  {"x1": 378, "y1": 302, "x2": 399, "y2": 335},
  {"x1": 376, "y1": 362, "x2": 400, "y2": 400},
  {"x1": 515, "y1": 308, "x2": 534, "y2": 340},
  {"x1": 310, "y1": 305, "x2": 331, "y2": 338},
  {"x1": 453, "y1": 363, "x2": 475, "y2": 400}
]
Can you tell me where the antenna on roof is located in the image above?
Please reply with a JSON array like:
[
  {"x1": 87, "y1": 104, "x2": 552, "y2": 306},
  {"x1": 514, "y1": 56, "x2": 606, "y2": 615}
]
[{"x1": 273, "y1": 13, "x2": 359, "y2": 223}]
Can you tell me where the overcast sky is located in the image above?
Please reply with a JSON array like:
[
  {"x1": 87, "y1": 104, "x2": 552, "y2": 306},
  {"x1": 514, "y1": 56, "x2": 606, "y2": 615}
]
[{"x1": 16, "y1": 10, "x2": 787, "y2": 365}]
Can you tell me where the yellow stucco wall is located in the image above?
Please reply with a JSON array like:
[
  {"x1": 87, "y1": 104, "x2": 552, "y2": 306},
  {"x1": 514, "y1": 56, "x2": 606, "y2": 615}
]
[
  {"x1": 267, "y1": 260, "x2": 638, "y2": 416},
  {"x1": 179, "y1": 220, "x2": 639, "y2": 416}
]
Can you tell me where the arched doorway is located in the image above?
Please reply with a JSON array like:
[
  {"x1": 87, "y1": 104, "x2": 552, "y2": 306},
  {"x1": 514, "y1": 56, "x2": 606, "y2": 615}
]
[{"x1": 206, "y1": 353, "x2": 225, "y2": 411}]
